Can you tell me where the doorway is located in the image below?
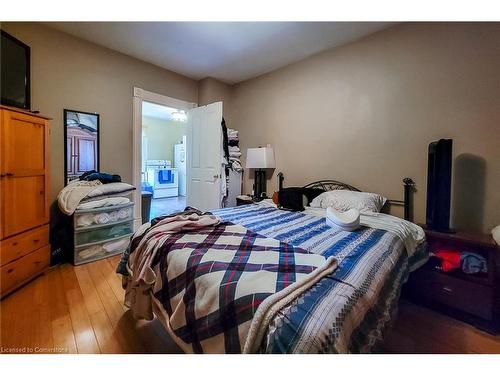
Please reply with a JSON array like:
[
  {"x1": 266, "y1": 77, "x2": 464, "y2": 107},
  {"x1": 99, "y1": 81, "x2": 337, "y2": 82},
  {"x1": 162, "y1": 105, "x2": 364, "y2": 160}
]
[
  {"x1": 141, "y1": 101, "x2": 187, "y2": 220},
  {"x1": 132, "y1": 87, "x2": 196, "y2": 228}
]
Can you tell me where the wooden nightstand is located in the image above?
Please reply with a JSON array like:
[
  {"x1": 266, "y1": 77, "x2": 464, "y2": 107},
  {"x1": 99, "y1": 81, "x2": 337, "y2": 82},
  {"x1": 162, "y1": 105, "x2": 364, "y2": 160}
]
[{"x1": 404, "y1": 227, "x2": 499, "y2": 334}]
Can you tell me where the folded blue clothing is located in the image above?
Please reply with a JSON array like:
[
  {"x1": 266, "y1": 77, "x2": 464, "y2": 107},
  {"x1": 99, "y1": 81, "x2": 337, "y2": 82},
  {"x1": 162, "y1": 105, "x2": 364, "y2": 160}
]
[{"x1": 461, "y1": 252, "x2": 487, "y2": 274}]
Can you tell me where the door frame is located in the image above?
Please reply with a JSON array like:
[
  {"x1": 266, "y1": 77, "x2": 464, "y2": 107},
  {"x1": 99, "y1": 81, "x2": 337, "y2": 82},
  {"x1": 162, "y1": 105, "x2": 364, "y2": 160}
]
[{"x1": 132, "y1": 87, "x2": 196, "y2": 228}]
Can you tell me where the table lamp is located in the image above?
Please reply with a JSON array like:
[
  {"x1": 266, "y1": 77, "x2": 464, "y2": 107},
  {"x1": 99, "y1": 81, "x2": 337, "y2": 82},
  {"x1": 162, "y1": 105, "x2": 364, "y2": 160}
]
[{"x1": 245, "y1": 146, "x2": 275, "y2": 199}]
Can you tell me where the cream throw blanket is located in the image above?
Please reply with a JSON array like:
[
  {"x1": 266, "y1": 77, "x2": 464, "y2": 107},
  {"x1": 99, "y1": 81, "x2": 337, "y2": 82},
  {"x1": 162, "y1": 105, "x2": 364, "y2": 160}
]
[
  {"x1": 57, "y1": 180, "x2": 103, "y2": 215},
  {"x1": 124, "y1": 212, "x2": 337, "y2": 353}
]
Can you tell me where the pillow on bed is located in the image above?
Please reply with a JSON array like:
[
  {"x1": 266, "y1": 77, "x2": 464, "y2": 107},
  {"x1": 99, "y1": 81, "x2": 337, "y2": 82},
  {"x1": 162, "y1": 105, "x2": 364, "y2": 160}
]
[{"x1": 309, "y1": 190, "x2": 387, "y2": 213}]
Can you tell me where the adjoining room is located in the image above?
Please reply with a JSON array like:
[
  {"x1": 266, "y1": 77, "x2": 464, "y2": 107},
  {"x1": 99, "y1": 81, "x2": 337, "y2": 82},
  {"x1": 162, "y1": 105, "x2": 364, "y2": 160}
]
[{"x1": 141, "y1": 101, "x2": 187, "y2": 220}]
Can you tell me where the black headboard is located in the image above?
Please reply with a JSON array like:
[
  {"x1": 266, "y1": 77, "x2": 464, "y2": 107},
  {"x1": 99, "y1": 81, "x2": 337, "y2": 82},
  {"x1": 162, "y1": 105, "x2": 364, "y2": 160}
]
[
  {"x1": 301, "y1": 178, "x2": 415, "y2": 221},
  {"x1": 303, "y1": 180, "x2": 361, "y2": 192}
]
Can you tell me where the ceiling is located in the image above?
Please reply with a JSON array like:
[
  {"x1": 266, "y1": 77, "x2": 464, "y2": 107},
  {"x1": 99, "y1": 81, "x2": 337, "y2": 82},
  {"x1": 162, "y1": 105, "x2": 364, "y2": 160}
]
[
  {"x1": 142, "y1": 101, "x2": 177, "y2": 120},
  {"x1": 46, "y1": 22, "x2": 393, "y2": 84}
]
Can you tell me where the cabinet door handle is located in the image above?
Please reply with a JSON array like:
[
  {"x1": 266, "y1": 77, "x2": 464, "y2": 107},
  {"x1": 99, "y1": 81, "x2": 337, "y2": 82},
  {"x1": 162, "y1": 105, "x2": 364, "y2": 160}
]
[
  {"x1": 442, "y1": 286, "x2": 453, "y2": 293},
  {"x1": 5, "y1": 173, "x2": 14, "y2": 177}
]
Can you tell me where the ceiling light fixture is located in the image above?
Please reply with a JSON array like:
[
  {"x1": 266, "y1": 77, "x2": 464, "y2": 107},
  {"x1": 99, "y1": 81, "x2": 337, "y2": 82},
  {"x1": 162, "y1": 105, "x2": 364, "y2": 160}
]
[{"x1": 172, "y1": 110, "x2": 187, "y2": 122}]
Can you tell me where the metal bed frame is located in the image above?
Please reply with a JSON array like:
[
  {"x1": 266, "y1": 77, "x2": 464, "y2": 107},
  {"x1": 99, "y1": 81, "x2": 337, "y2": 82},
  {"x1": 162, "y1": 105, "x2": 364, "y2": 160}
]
[{"x1": 302, "y1": 177, "x2": 415, "y2": 221}]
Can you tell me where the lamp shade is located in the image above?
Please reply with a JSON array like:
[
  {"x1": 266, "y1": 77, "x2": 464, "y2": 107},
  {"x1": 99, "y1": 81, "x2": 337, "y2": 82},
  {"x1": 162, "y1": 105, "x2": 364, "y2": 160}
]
[{"x1": 245, "y1": 147, "x2": 276, "y2": 169}]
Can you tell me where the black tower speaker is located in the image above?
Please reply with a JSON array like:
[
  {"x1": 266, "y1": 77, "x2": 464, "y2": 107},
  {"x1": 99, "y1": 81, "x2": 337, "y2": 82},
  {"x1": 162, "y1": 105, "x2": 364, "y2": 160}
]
[{"x1": 426, "y1": 139, "x2": 453, "y2": 232}]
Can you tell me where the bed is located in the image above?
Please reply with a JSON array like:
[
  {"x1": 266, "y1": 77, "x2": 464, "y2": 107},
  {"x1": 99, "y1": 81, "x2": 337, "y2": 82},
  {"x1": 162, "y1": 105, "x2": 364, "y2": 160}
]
[{"x1": 120, "y1": 179, "x2": 427, "y2": 353}]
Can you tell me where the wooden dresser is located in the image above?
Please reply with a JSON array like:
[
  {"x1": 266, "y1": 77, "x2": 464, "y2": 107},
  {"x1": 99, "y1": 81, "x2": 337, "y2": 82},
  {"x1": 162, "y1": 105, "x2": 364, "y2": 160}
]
[
  {"x1": 1, "y1": 105, "x2": 51, "y2": 297},
  {"x1": 405, "y1": 227, "x2": 499, "y2": 334}
]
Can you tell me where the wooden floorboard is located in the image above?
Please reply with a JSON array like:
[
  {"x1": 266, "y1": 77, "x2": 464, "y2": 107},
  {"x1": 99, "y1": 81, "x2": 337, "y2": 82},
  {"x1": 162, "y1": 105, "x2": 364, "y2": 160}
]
[{"x1": 1, "y1": 255, "x2": 498, "y2": 354}]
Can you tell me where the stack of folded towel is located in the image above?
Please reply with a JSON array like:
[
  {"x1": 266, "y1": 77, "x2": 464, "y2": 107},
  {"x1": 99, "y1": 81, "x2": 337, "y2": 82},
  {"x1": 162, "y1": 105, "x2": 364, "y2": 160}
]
[
  {"x1": 325, "y1": 206, "x2": 361, "y2": 231},
  {"x1": 75, "y1": 206, "x2": 133, "y2": 227},
  {"x1": 227, "y1": 128, "x2": 243, "y2": 172}
]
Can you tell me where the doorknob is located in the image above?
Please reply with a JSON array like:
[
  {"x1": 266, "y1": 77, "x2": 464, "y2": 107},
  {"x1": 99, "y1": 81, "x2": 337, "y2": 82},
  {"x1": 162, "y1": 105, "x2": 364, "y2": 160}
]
[{"x1": 213, "y1": 174, "x2": 219, "y2": 179}]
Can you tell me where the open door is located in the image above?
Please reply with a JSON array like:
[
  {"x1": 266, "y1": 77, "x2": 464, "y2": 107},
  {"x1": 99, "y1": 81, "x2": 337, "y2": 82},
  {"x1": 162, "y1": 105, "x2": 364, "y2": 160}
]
[{"x1": 186, "y1": 101, "x2": 223, "y2": 211}]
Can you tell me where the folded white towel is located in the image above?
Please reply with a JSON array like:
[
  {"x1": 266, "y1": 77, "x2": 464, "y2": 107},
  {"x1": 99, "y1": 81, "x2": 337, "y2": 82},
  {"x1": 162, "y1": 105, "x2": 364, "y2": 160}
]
[
  {"x1": 117, "y1": 208, "x2": 131, "y2": 219},
  {"x1": 95, "y1": 212, "x2": 111, "y2": 224},
  {"x1": 78, "y1": 245, "x2": 104, "y2": 259},
  {"x1": 326, "y1": 207, "x2": 360, "y2": 231},
  {"x1": 77, "y1": 197, "x2": 130, "y2": 210},
  {"x1": 76, "y1": 214, "x2": 94, "y2": 227},
  {"x1": 231, "y1": 160, "x2": 243, "y2": 172},
  {"x1": 102, "y1": 238, "x2": 129, "y2": 253}
]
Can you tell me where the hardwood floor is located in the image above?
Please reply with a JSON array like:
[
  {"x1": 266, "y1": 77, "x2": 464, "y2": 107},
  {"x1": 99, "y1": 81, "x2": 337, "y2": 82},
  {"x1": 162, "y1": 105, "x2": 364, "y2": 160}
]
[
  {"x1": 0, "y1": 255, "x2": 181, "y2": 354},
  {"x1": 384, "y1": 300, "x2": 500, "y2": 354},
  {"x1": 1, "y1": 255, "x2": 499, "y2": 354}
]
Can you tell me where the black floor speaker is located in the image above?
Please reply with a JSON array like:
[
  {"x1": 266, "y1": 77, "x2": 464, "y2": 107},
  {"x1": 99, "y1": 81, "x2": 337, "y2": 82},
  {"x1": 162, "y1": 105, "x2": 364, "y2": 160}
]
[{"x1": 426, "y1": 139, "x2": 453, "y2": 232}]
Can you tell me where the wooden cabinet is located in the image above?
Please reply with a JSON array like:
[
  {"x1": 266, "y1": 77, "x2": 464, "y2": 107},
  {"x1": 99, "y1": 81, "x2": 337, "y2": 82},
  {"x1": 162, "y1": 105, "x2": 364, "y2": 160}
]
[
  {"x1": 405, "y1": 227, "x2": 499, "y2": 334},
  {"x1": 66, "y1": 126, "x2": 97, "y2": 180},
  {"x1": 0, "y1": 105, "x2": 51, "y2": 297}
]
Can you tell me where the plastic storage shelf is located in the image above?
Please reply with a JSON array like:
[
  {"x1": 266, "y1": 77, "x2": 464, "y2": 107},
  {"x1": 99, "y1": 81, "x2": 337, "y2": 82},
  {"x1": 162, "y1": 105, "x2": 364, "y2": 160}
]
[
  {"x1": 74, "y1": 236, "x2": 131, "y2": 265},
  {"x1": 74, "y1": 202, "x2": 134, "y2": 228},
  {"x1": 73, "y1": 202, "x2": 134, "y2": 265}
]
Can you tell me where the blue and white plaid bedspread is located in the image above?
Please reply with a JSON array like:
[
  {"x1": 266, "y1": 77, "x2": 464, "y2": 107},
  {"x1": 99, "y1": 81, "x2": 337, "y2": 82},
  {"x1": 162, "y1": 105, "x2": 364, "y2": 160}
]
[{"x1": 212, "y1": 204, "x2": 427, "y2": 353}]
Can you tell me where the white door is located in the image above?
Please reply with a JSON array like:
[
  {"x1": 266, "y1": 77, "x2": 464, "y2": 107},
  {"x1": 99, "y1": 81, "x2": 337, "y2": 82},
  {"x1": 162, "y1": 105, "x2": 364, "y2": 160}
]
[{"x1": 186, "y1": 101, "x2": 223, "y2": 211}]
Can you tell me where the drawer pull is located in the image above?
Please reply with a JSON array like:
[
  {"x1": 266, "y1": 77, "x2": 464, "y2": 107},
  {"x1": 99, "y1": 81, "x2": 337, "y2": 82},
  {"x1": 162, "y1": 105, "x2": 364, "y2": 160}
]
[
  {"x1": 33, "y1": 239, "x2": 40, "y2": 243},
  {"x1": 442, "y1": 286, "x2": 453, "y2": 293},
  {"x1": 7, "y1": 269, "x2": 14, "y2": 274},
  {"x1": 12, "y1": 242, "x2": 18, "y2": 246}
]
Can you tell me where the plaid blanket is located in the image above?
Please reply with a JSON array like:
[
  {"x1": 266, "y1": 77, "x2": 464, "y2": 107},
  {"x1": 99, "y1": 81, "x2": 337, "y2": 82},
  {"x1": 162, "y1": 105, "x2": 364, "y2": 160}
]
[
  {"x1": 126, "y1": 216, "x2": 336, "y2": 353},
  {"x1": 212, "y1": 204, "x2": 428, "y2": 353}
]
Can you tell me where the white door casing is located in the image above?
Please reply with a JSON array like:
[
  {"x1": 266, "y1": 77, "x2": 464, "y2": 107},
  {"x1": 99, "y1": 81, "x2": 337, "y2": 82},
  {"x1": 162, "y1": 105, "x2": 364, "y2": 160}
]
[
  {"x1": 132, "y1": 87, "x2": 196, "y2": 229},
  {"x1": 186, "y1": 101, "x2": 223, "y2": 212}
]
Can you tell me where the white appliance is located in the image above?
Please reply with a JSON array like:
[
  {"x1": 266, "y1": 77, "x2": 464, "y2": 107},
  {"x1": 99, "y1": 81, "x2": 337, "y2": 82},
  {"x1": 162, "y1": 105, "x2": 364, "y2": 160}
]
[
  {"x1": 174, "y1": 139, "x2": 187, "y2": 196},
  {"x1": 146, "y1": 159, "x2": 179, "y2": 198}
]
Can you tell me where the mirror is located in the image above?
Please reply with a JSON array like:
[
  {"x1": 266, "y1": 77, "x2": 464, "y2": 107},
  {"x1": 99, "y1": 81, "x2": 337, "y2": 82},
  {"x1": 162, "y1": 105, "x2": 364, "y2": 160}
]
[{"x1": 64, "y1": 109, "x2": 100, "y2": 185}]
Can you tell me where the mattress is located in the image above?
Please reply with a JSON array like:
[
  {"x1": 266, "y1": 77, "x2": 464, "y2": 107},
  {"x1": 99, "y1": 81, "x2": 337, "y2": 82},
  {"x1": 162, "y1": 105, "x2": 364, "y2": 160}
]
[{"x1": 209, "y1": 203, "x2": 428, "y2": 353}]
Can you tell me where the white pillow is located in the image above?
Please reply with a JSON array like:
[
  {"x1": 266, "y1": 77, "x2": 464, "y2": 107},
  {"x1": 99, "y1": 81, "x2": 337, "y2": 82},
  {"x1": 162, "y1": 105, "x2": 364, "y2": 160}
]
[{"x1": 309, "y1": 190, "x2": 387, "y2": 213}]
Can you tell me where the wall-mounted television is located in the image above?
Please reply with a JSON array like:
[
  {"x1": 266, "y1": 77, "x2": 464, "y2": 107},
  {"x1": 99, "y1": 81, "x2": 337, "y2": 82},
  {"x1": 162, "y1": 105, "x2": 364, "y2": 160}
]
[{"x1": 1, "y1": 30, "x2": 31, "y2": 110}]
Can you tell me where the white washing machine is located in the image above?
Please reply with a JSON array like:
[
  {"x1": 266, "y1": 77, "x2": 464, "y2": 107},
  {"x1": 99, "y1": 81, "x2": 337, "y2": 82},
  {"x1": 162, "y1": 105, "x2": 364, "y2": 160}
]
[{"x1": 146, "y1": 160, "x2": 179, "y2": 198}]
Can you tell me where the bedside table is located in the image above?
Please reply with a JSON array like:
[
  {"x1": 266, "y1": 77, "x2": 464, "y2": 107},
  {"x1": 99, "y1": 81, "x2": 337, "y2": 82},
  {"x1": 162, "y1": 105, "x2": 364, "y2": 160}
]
[{"x1": 404, "y1": 227, "x2": 499, "y2": 334}]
